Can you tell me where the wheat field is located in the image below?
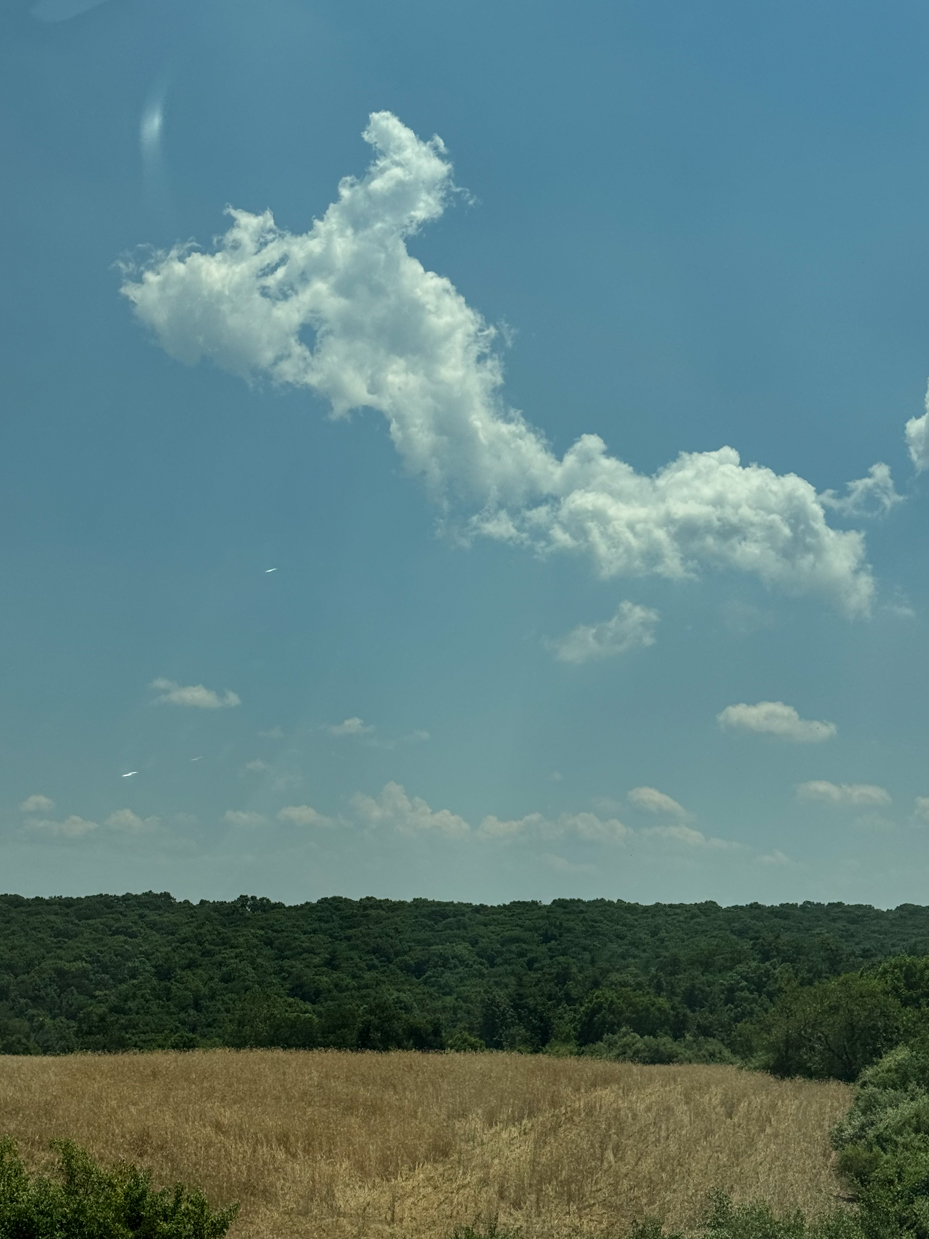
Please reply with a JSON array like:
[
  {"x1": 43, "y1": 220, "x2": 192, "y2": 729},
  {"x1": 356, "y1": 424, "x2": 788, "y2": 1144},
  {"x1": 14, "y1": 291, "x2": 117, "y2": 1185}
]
[{"x1": 0, "y1": 1051, "x2": 851, "y2": 1239}]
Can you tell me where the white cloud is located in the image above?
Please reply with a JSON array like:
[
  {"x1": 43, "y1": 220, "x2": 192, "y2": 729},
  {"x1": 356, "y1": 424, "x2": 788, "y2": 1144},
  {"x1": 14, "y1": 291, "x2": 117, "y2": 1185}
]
[
  {"x1": 26, "y1": 815, "x2": 99, "y2": 838},
  {"x1": 819, "y1": 462, "x2": 902, "y2": 517},
  {"x1": 717, "y1": 701, "x2": 837, "y2": 743},
  {"x1": 20, "y1": 794, "x2": 54, "y2": 813},
  {"x1": 906, "y1": 384, "x2": 929, "y2": 472},
  {"x1": 478, "y1": 810, "x2": 630, "y2": 842},
  {"x1": 151, "y1": 678, "x2": 240, "y2": 709},
  {"x1": 277, "y1": 804, "x2": 333, "y2": 827},
  {"x1": 326, "y1": 717, "x2": 374, "y2": 737},
  {"x1": 914, "y1": 797, "x2": 929, "y2": 824},
  {"x1": 346, "y1": 783, "x2": 751, "y2": 852},
  {"x1": 223, "y1": 810, "x2": 269, "y2": 827},
  {"x1": 548, "y1": 601, "x2": 658, "y2": 663},
  {"x1": 243, "y1": 759, "x2": 271, "y2": 774},
  {"x1": 123, "y1": 112, "x2": 875, "y2": 617},
  {"x1": 627, "y1": 786, "x2": 689, "y2": 818},
  {"x1": 105, "y1": 809, "x2": 159, "y2": 833},
  {"x1": 638, "y1": 823, "x2": 739, "y2": 850},
  {"x1": 352, "y1": 782, "x2": 470, "y2": 836},
  {"x1": 721, "y1": 600, "x2": 775, "y2": 636},
  {"x1": 796, "y1": 781, "x2": 891, "y2": 807}
]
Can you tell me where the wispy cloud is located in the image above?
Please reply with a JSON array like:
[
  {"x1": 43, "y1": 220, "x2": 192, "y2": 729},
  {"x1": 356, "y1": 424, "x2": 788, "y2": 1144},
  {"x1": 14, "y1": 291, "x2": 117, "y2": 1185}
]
[
  {"x1": 627, "y1": 786, "x2": 689, "y2": 818},
  {"x1": 24, "y1": 807, "x2": 158, "y2": 837},
  {"x1": 717, "y1": 701, "x2": 837, "y2": 743},
  {"x1": 151, "y1": 678, "x2": 241, "y2": 709},
  {"x1": 819, "y1": 463, "x2": 902, "y2": 518},
  {"x1": 20, "y1": 794, "x2": 54, "y2": 813},
  {"x1": 914, "y1": 797, "x2": 929, "y2": 824},
  {"x1": 124, "y1": 113, "x2": 876, "y2": 617},
  {"x1": 277, "y1": 804, "x2": 334, "y2": 827},
  {"x1": 348, "y1": 783, "x2": 743, "y2": 850},
  {"x1": 547, "y1": 602, "x2": 658, "y2": 663},
  {"x1": 796, "y1": 781, "x2": 891, "y2": 807},
  {"x1": 243, "y1": 760, "x2": 271, "y2": 774},
  {"x1": 223, "y1": 810, "x2": 269, "y2": 827},
  {"x1": 25, "y1": 815, "x2": 99, "y2": 838},
  {"x1": 326, "y1": 717, "x2": 374, "y2": 737},
  {"x1": 638, "y1": 823, "x2": 740, "y2": 850}
]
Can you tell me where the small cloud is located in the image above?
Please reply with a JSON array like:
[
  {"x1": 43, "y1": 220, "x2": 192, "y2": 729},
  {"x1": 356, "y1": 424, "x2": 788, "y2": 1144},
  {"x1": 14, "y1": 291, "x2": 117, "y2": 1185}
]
[
  {"x1": 547, "y1": 601, "x2": 659, "y2": 664},
  {"x1": 550, "y1": 771, "x2": 563, "y2": 782},
  {"x1": 243, "y1": 760, "x2": 271, "y2": 774},
  {"x1": 477, "y1": 810, "x2": 630, "y2": 843},
  {"x1": 914, "y1": 797, "x2": 929, "y2": 824},
  {"x1": 105, "y1": 809, "x2": 159, "y2": 833},
  {"x1": 540, "y1": 853, "x2": 596, "y2": 874},
  {"x1": 627, "y1": 786, "x2": 689, "y2": 819},
  {"x1": 717, "y1": 701, "x2": 836, "y2": 743},
  {"x1": 20, "y1": 794, "x2": 54, "y2": 814},
  {"x1": 819, "y1": 462, "x2": 903, "y2": 518},
  {"x1": 796, "y1": 781, "x2": 891, "y2": 807},
  {"x1": 884, "y1": 603, "x2": 916, "y2": 619},
  {"x1": 639, "y1": 823, "x2": 739, "y2": 850},
  {"x1": 30, "y1": 0, "x2": 112, "y2": 23},
  {"x1": 151, "y1": 678, "x2": 240, "y2": 709},
  {"x1": 721, "y1": 600, "x2": 776, "y2": 636},
  {"x1": 326, "y1": 717, "x2": 374, "y2": 737},
  {"x1": 277, "y1": 804, "x2": 333, "y2": 828},
  {"x1": 906, "y1": 390, "x2": 928, "y2": 472},
  {"x1": 758, "y1": 849, "x2": 795, "y2": 866},
  {"x1": 353, "y1": 782, "x2": 469, "y2": 836},
  {"x1": 223, "y1": 810, "x2": 269, "y2": 827},
  {"x1": 26, "y1": 815, "x2": 99, "y2": 838},
  {"x1": 560, "y1": 811, "x2": 631, "y2": 842},
  {"x1": 259, "y1": 726, "x2": 285, "y2": 739}
]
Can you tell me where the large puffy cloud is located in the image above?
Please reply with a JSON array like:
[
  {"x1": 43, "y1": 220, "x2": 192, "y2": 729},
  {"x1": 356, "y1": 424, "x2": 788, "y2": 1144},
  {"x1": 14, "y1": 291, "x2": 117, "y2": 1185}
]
[
  {"x1": 717, "y1": 700, "x2": 837, "y2": 743},
  {"x1": 352, "y1": 782, "x2": 470, "y2": 836},
  {"x1": 123, "y1": 113, "x2": 875, "y2": 616},
  {"x1": 548, "y1": 601, "x2": 658, "y2": 663}
]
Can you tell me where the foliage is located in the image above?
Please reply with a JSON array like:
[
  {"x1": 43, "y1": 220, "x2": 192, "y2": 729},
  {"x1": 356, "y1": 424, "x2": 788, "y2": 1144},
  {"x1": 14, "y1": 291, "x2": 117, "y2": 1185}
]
[
  {"x1": 747, "y1": 974, "x2": 907, "y2": 1081},
  {"x1": 629, "y1": 1192, "x2": 864, "y2": 1239},
  {"x1": 2, "y1": 892, "x2": 929, "y2": 1059},
  {"x1": 831, "y1": 1039, "x2": 929, "y2": 1239},
  {"x1": 0, "y1": 1138, "x2": 237, "y2": 1239}
]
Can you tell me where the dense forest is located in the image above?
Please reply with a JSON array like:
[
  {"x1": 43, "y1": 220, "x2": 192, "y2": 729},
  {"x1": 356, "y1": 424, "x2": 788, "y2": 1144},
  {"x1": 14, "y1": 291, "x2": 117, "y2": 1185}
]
[{"x1": 3, "y1": 891, "x2": 929, "y2": 1074}]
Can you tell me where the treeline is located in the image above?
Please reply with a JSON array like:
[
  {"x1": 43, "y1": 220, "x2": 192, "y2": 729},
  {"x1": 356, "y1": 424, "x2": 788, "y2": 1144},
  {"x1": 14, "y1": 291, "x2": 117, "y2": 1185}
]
[{"x1": 2, "y1": 891, "x2": 929, "y2": 1068}]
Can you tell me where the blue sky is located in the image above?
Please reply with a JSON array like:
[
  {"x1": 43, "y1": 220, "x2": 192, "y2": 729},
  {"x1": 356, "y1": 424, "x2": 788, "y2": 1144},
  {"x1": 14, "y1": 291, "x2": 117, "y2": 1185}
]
[{"x1": 2, "y1": 0, "x2": 928, "y2": 906}]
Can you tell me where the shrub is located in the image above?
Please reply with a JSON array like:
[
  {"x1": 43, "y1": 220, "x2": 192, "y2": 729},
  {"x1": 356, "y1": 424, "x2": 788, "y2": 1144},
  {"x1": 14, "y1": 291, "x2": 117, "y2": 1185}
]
[
  {"x1": 629, "y1": 1192, "x2": 864, "y2": 1239},
  {"x1": 0, "y1": 1138, "x2": 238, "y2": 1239}
]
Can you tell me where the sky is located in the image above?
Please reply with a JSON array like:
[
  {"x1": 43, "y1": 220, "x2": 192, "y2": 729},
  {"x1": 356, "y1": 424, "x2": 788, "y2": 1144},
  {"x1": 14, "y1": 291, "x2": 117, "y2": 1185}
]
[{"x1": 1, "y1": 0, "x2": 928, "y2": 907}]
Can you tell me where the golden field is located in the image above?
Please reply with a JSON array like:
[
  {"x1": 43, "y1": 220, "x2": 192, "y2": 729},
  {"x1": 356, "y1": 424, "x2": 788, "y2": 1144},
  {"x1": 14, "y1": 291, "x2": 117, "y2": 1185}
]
[{"x1": 0, "y1": 1050, "x2": 851, "y2": 1239}]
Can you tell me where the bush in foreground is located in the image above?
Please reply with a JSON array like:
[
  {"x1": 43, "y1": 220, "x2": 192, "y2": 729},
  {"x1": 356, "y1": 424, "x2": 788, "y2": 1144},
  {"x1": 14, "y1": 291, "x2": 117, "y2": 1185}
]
[
  {"x1": 0, "y1": 1138, "x2": 238, "y2": 1239},
  {"x1": 629, "y1": 1193, "x2": 864, "y2": 1239}
]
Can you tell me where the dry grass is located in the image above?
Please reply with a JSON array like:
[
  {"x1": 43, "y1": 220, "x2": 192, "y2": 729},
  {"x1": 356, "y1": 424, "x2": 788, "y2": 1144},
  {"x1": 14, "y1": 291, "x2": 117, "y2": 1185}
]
[{"x1": 0, "y1": 1050, "x2": 851, "y2": 1239}]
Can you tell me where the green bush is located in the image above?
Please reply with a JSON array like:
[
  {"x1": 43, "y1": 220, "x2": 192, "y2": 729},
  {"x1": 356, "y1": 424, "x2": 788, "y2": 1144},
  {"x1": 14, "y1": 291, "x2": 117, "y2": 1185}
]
[
  {"x1": 0, "y1": 1138, "x2": 238, "y2": 1239},
  {"x1": 830, "y1": 1040, "x2": 929, "y2": 1239},
  {"x1": 581, "y1": 1030, "x2": 737, "y2": 1065},
  {"x1": 629, "y1": 1192, "x2": 864, "y2": 1239},
  {"x1": 747, "y1": 975, "x2": 906, "y2": 1081}
]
